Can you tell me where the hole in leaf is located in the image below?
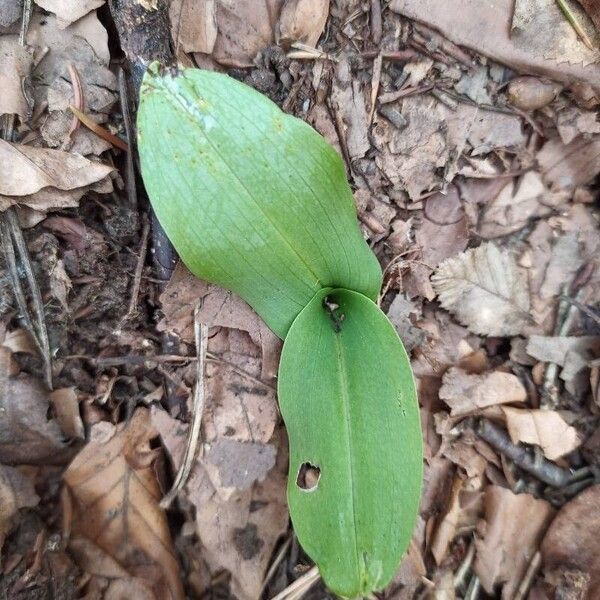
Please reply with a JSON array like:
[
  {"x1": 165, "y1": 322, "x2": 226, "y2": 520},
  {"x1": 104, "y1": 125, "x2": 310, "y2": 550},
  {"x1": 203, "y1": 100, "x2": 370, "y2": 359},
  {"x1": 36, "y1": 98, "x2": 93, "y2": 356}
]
[{"x1": 296, "y1": 462, "x2": 321, "y2": 491}]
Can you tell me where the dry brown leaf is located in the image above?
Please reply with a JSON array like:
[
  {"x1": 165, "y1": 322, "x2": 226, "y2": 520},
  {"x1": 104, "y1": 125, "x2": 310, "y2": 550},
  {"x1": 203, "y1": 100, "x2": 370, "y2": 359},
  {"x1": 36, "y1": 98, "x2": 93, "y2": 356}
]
[
  {"x1": 0, "y1": 465, "x2": 39, "y2": 550},
  {"x1": 478, "y1": 172, "x2": 567, "y2": 238},
  {"x1": 502, "y1": 407, "x2": 581, "y2": 460},
  {"x1": 0, "y1": 370, "x2": 71, "y2": 465},
  {"x1": 432, "y1": 242, "x2": 532, "y2": 337},
  {"x1": 170, "y1": 0, "x2": 218, "y2": 54},
  {"x1": 63, "y1": 408, "x2": 185, "y2": 600},
  {"x1": 0, "y1": 139, "x2": 114, "y2": 212},
  {"x1": 1, "y1": 328, "x2": 37, "y2": 355},
  {"x1": 33, "y1": 0, "x2": 105, "y2": 27},
  {"x1": 439, "y1": 367, "x2": 527, "y2": 416},
  {"x1": 0, "y1": 0, "x2": 22, "y2": 25},
  {"x1": 557, "y1": 106, "x2": 600, "y2": 144},
  {"x1": 278, "y1": 0, "x2": 329, "y2": 47},
  {"x1": 390, "y1": 0, "x2": 600, "y2": 86},
  {"x1": 152, "y1": 408, "x2": 287, "y2": 600},
  {"x1": 430, "y1": 476, "x2": 462, "y2": 565},
  {"x1": 331, "y1": 55, "x2": 370, "y2": 159},
  {"x1": 538, "y1": 136, "x2": 600, "y2": 191},
  {"x1": 475, "y1": 486, "x2": 555, "y2": 598},
  {"x1": 0, "y1": 36, "x2": 33, "y2": 118},
  {"x1": 386, "y1": 293, "x2": 426, "y2": 353},
  {"x1": 159, "y1": 263, "x2": 281, "y2": 380},
  {"x1": 416, "y1": 186, "x2": 468, "y2": 267},
  {"x1": 49, "y1": 387, "x2": 85, "y2": 440},
  {"x1": 541, "y1": 484, "x2": 600, "y2": 597},
  {"x1": 211, "y1": 0, "x2": 284, "y2": 67}
]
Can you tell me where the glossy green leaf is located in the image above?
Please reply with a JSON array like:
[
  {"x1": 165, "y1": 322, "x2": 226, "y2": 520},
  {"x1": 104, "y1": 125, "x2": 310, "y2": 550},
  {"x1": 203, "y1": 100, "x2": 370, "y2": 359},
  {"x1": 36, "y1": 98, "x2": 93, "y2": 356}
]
[
  {"x1": 278, "y1": 288, "x2": 422, "y2": 598},
  {"x1": 137, "y1": 64, "x2": 381, "y2": 339}
]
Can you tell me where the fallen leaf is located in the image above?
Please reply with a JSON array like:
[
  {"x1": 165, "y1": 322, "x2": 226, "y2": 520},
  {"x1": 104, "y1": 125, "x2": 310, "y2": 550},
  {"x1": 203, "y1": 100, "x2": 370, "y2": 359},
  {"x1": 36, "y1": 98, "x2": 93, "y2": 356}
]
[
  {"x1": 278, "y1": 0, "x2": 329, "y2": 46},
  {"x1": 0, "y1": 370, "x2": 71, "y2": 465},
  {"x1": 170, "y1": 0, "x2": 218, "y2": 54},
  {"x1": 502, "y1": 407, "x2": 581, "y2": 460},
  {"x1": 432, "y1": 242, "x2": 532, "y2": 336},
  {"x1": 386, "y1": 293, "x2": 426, "y2": 352},
  {"x1": 538, "y1": 136, "x2": 600, "y2": 191},
  {"x1": 430, "y1": 476, "x2": 462, "y2": 565},
  {"x1": 63, "y1": 408, "x2": 185, "y2": 600},
  {"x1": 541, "y1": 484, "x2": 600, "y2": 597},
  {"x1": 390, "y1": 0, "x2": 600, "y2": 87},
  {"x1": 0, "y1": 36, "x2": 33, "y2": 118},
  {"x1": 455, "y1": 65, "x2": 492, "y2": 104},
  {"x1": 475, "y1": 486, "x2": 555, "y2": 598},
  {"x1": 211, "y1": 0, "x2": 284, "y2": 67},
  {"x1": 331, "y1": 55, "x2": 370, "y2": 159},
  {"x1": 556, "y1": 106, "x2": 600, "y2": 144},
  {"x1": 33, "y1": 0, "x2": 105, "y2": 27},
  {"x1": 439, "y1": 367, "x2": 527, "y2": 416},
  {"x1": 49, "y1": 387, "x2": 85, "y2": 440},
  {"x1": 526, "y1": 336, "x2": 600, "y2": 369},
  {"x1": 478, "y1": 172, "x2": 567, "y2": 238},
  {"x1": 0, "y1": 139, "x2": 114, "y2": 212},
  {"x1": 0, "y1": 465, "x2": 39, "y2": 551},
  {"x1": 512, "y1": 0, "x2": 600, "y2": 66},
  {"x1": 159, "y1": 263, "x2": 281, "y2": 381},
  {"x1": 0, "y1": 0, "x2": 22, "y2": 25},
  {"x1": 416, "y1": 186, "x2": 468, "y2": 267},
  {"x1": 152, "y1": 408, "x2": 288, "y2": 600}
]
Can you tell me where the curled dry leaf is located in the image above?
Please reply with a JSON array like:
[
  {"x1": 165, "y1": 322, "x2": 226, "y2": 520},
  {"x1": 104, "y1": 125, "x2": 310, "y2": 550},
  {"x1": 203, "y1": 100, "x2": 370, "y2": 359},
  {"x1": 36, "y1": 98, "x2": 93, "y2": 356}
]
[
  {"x1": 49, "y1": 387, "x2": 85, "y2": 440},
  {"x1": 63, "y1": 408, "x2": 185, "y2": 600},
  {"x1": 278, "y1": 0, "x2": 330, "y2": 47},
  {"x1": 541, "y1": 484, "x2": 600, "y2": 596},
  {"x1": 0, "y1": 139, "x2": 114, "y2": 212},
  {"x1": 475, "y1": 486, "x2": 555, "y2": 598},
  {"x1": 432, "y1": 242, "x2": 531, "y2": 337},
  {"x1": 0, "y1": 465, "x2": 39, "y2": 551},
  {"x1": 502, "y1": 407, "x2": 581, "y2": 461},
  {"x1": 439, "y1": 367, "x2": 527, "y2": 416}
]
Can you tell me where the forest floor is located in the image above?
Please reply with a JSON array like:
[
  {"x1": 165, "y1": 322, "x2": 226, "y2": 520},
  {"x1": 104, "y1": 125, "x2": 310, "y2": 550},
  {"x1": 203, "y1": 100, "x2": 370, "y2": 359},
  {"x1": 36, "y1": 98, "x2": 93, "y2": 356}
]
[{"x1": 1, "y1": 0, "x2": 600, "y2": 599}]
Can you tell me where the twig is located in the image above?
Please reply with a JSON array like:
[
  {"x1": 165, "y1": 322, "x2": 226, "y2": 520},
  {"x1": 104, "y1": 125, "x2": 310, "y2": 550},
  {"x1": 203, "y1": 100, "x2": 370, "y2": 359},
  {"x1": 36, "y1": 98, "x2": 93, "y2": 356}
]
[
  {"x1": 1, "y1": 210, "x2": 53, "y2": 389},
  {"x1": 463, "y1": 575, "x2": 480, "y2": 600},
  {"x1": 118, "y1": 67, "x2": 138, "y2": 210},
  {"x1": 160, "y1": 305, "x2": 207, "y2": 508},
  {"x1": 19, "y1": 0, "x2": 32, "y2": 45},
  {"x1": 453, "y1": 540, "x2": 475, "y2": 590},
  {"x1": 560, "y1": 295, "x2": 600, "y2": 327},
  {"x1": 270, "y1": 566, "x2": 320, "y2": 600},
  {"x1": 555, "y1": 0, "x2": 594, "y2": 50},
  {"x1": 125, "y1": 215, "x2": 149, "y2": 318},
  {"x1": 259, "y1": 534, "x2": 292, "y2": 598},
  {"x1": 514, "y1": 551, "x2": 541, "y2": 600},
  {"x1": 66, "y1": 64, "x2": 84, "y2": 140},
  {"x1": 68, "y1": 105, "x2": 129, "y2": 152},
  {"x1": 473, "y1": 418, "x2": 571, "y2": 487}
]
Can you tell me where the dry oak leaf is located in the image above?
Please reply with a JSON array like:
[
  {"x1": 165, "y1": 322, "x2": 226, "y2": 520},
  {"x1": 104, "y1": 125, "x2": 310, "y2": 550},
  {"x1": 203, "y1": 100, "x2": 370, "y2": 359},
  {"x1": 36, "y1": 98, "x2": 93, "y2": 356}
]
[
  {"x1": 541, "y1": 484, "x2": 600, "y2": 598},
  {"x1": 278, "y1": 0, "x2": 329, "y2": 47},
  {"x1": 475, "y1": 486, "x2": 555, "y2": 598},
  {"x1": 439, "y1": 367, "x2": 527, "y2": 416},
  {"x1": 33, "y1": 0, "x2": 105, "y2": 27},
  {"x1": 502, "y1": 407, "x2": 581, "y2": 461},
  {"x1": 63, "y1": 408, "x2": 185, "y2": 600},
  {"x1": 432, "y1": 242, "x2": 531, "y2": 337},
  {"x1": 0, "y1": 139, "x2": 114, "y2": 212}
]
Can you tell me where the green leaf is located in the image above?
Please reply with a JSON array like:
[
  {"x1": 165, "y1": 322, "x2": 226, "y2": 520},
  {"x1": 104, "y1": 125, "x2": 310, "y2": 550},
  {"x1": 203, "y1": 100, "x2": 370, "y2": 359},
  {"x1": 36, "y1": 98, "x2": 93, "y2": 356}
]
[
  {"x1": 137, "y1": 64, "x2": 381, "y2": 339},
  {"x1": 278, "y1": 288, "x2": 422, "y2": 597}
]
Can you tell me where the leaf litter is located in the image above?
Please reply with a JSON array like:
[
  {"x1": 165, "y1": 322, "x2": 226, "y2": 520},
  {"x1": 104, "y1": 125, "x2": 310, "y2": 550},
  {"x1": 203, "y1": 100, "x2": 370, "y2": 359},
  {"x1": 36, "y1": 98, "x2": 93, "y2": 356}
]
[{"x1": 1, "y1": 0, "x2": 600, "y2": 598}]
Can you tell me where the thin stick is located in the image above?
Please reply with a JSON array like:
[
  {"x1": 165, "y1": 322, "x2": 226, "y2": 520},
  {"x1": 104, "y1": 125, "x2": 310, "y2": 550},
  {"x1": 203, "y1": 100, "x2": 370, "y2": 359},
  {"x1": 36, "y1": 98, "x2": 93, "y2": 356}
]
[
  {"x1": 118, "y1": 67, "x2": 138, "y2": 210},
  {"x1": 19, "y1": 0, "x2": 32, "y2": 45},
  {"x1": 556, "y1": 0, "x2": 594, "y2": 50},
  {"x1": 259, "y1": 534, "x2": 292, "y2": 598},
  {"x1": 514, "y1": 551, "x2": 542, "y2": 600},
  {"x1": 270, "y1": 566, "x2": 320, "y2": 600},
  {"x1": 66, "y1": 64, "x2": 84, "y2": 140},
  {"x1": 2, "y1": 209, "x2": 53, "y2": 389},
  {"x1": 125, "y1": 215, "x2": 149, "y2": 318},
  {"x1": 160, "y1": 305, "x2": 207, "y2": 508},
  {"x1": 454, "y1": 540, "x2": 476, "y2": 589},
  {"x1": 68, "y1": 105, "x2": 129, "y2": 152}
]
